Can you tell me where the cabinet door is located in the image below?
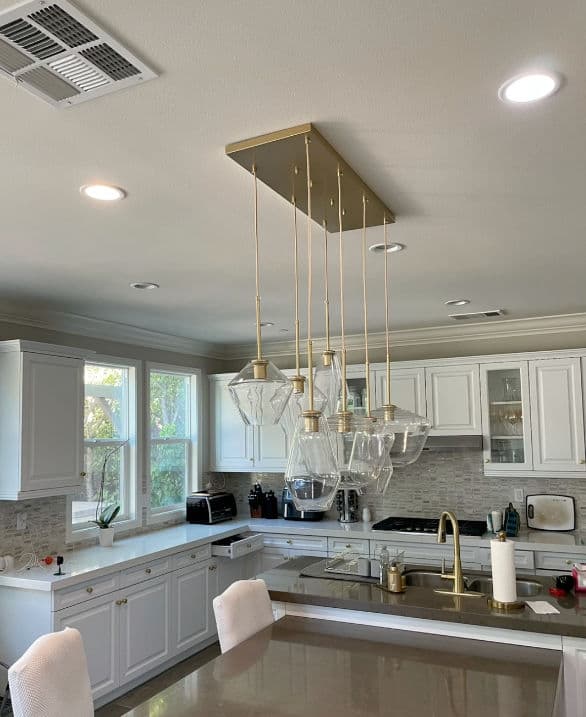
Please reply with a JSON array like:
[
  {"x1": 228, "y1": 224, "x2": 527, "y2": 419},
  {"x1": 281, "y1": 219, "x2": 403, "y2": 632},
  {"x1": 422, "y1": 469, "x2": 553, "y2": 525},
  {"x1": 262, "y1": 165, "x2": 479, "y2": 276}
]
[
  {"x1": 54, "y1": 593, "x2": 119, "y2": 699},
  {"x1": 260, "y1": 548, "x2": 291, "y2": 572},
  {"x1": 20, "y1": 353, "x2": 84, "y2": 493},
  {"x1": 209, "y1": 376, "x2": 254, "y2": 471},
  {"x1": 254, "y1": 424, "x2": 288, "y2": 471},
  {"x1": 480, "y1": 362, "x2": 533, "y2": 471},
  {"x1": 171, "y1": 561, "x2": 215, "y2": 655},
  {"x1": 119, "y1": 575, "x2": 171, "y2": 685},
  {"x1": 374, "y1": 367, "x2": 426, "y2": 415},
  {"x1": 530, "y1": 358, "x2": 586, "y2": 471},
  {"x1": 425, "y1": 364, "x2": 481, "y2": 435}
]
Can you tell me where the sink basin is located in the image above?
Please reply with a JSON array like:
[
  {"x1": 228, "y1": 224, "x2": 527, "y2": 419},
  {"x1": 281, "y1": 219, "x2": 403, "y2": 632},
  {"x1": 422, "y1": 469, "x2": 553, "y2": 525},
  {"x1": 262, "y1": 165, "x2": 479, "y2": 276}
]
[
  {"x1": 467, "y1": 577, "x2": 543, "y2": 597},
  {"x1": 403, "y1": 570, "x2": 452, "y2": 589}
]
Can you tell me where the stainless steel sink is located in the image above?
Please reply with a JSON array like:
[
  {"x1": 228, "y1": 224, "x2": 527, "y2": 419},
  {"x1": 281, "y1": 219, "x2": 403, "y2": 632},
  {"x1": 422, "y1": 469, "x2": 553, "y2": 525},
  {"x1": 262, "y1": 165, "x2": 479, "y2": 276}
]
[
  {"x1": 467, "y1": 577, "x2": 543, "y2": 597},
  {"x1": 403, "y1": 570, "x2": 452, "y2": 589}
]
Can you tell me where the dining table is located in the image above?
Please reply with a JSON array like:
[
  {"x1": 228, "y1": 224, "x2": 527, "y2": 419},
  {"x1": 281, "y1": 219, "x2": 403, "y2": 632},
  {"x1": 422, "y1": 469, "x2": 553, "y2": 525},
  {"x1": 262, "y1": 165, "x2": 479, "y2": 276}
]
[{"x1": 122, "y1": 615, "x2": 562, "y2": 716}]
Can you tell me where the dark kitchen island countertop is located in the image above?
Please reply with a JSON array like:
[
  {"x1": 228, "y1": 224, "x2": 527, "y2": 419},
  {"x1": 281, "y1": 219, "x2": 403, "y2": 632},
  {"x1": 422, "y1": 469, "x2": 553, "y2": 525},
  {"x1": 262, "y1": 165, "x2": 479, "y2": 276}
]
[
  {"x1": 260, "y1": 556, "x2": 586, "y2": 640},
  {"x1": 123, "y1": 615, "x2": 561, "y2": 717}
]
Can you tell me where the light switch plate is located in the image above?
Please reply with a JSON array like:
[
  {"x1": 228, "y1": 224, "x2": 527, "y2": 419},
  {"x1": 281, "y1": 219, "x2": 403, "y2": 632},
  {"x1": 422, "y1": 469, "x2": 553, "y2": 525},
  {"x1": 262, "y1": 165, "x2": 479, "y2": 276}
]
[
  {"x1": 514, "y1": 488, "x2": 524, "y2": 503},
  {"x1": 16, "y1": 512, "x2": 27, "y2": 531}
]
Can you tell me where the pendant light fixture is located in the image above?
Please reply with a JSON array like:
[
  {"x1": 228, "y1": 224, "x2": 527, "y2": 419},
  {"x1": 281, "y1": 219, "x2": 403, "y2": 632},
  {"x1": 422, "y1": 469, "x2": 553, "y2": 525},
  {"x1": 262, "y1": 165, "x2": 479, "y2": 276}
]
[
  {"x1": 228, "y1": 166, "x2": 293, "y2": 426},
  {"x1": 371, "y1": 215, "x2": 431, "y2": 465},
  {"x1": 313, "y1": 222, "x2": 344, "y2": 417},
  {"x1": 284, "y1": 137, "x2": 340, "y2": 511}
]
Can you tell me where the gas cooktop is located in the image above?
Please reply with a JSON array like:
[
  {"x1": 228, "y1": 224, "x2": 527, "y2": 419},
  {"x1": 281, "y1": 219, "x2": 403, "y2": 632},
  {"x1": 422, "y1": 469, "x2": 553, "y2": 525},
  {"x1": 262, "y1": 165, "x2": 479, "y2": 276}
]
[{"x1": 371, "y1": 516, "x2": 486, "y2": 537}]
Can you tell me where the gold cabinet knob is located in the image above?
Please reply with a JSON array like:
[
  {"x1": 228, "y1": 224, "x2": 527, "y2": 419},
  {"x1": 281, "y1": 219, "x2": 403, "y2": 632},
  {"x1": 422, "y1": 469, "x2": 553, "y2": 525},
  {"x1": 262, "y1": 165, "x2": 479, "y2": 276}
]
[
  {"x1": 485, "y1": 459, "x2": 491, "y2": 463},
  {"x1": 345, "y1": 544, "x2": 352, "y2": 549},
  {"x1": 145, "y1": 568, "x2": 152, "y2": 574},
  {"x1": 115, "y1": 598, "x2": 128, "y2": 606},
  {"x1": 286, "y1": 539, "x2": 293, "y2": 545},
  {"x1": 208, "y1": 564, "x2": 217, "y2": 571},
  {"x1": 566, "y1": 560, "x2": 573, "y2": 565},
  {"x1": 86, "y1": 586, "x2": 93, "y2": 594},
  {"x1": 190, "y1": 554, "x2": 196, "y2": 559},
  {"x1": 80, "y1": 471, "x2": 87, "y2": 477}
]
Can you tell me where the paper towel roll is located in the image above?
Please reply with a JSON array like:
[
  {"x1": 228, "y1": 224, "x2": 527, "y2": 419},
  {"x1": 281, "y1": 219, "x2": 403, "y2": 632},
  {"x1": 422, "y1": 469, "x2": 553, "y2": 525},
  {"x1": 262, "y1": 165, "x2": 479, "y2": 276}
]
[{"x1": 490, "y1": 537, "x2": 517, "y2": 603}]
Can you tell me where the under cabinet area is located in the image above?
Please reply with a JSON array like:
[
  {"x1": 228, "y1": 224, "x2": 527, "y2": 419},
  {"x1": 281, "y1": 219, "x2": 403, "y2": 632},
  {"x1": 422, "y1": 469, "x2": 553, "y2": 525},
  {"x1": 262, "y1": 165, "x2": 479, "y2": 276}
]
[{"x1": 0, "y1": 341, "x2": 88, "y2": 500}]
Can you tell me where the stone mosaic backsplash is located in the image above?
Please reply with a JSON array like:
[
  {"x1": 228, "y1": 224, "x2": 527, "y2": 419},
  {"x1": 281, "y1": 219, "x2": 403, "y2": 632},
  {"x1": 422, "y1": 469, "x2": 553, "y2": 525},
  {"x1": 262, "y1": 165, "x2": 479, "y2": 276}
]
[{"x1": 216, "y1": 448, "x2": 586, "y2": 530}]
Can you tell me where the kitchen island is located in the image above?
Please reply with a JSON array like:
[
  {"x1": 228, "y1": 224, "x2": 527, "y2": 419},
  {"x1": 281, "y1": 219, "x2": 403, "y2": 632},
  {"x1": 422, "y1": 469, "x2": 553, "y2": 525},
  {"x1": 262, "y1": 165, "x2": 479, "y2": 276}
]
[{"x1": 123, "y1": 615, "x2": 561, "y2": 717}]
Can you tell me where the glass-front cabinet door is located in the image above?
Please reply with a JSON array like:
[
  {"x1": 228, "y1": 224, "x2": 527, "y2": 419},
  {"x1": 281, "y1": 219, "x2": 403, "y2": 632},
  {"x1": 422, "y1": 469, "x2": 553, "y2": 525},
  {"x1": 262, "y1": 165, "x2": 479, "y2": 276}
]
[{"x1": 480, "y1": 361, "x2": 532, "y2": 471}]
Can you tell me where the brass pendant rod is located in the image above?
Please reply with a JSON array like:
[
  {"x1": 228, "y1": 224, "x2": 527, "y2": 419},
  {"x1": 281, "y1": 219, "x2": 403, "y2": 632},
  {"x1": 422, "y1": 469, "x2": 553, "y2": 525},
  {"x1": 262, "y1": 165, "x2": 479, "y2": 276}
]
[
  {"x1": 362, "y1": 195, "x2": 371, "y2": 417},
  {"x1": 293, "y1": 191, "x2": 302, "y2": 381},
  {"x1": 383, "y1": 215, "x2": 392, "y2": 407},
  {"x1": 337, "y1": 167, "x2": 348, "y2": 414},
  {"x1": 305, "y1": 136, "x2": 315, "y2": 413},
  {"x1": 252, "y1": 166, "x2": 262, "y2": 363},
  {"x1": 323, "y1": 221, "x2": 331, "y2": 354}
]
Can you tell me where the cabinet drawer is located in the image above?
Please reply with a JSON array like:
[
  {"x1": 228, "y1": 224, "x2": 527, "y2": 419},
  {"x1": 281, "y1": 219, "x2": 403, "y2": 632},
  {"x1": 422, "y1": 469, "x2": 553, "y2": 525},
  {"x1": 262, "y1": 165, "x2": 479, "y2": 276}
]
[
  {"x1": 262, "y1": 533, "x2": 328, "y2": 553},
  {"x1": 172, "y1": 544, "x2": 212, "y2": 570},
  {"x1": 327, "y1": 537, "x2": 370, "y2": 556},
  {"x1": 535, "y1": 552, "x2": 582, "y2": 572},
  {"x1": 477, "y1": 547, "x2": 535, "y2": 571},
  {"x1": 121, "y1": 557, "x2": 171, "y2": 587},
  {"x1": 53, "y1": 572, "x2": 120, "y2": 611},
  {"x1": 371, "y1": 540, "x2": 482, "y2": 567},
  {"x1": 211, "y1": 532, "x2": 264, "y2": 559}
]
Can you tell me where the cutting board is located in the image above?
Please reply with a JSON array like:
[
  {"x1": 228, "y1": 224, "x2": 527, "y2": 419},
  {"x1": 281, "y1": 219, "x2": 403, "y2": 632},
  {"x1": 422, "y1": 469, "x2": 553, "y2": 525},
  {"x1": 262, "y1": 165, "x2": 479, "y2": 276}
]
[{"x1": 526, "y1": 494, "x2": 575, "y2": 531}]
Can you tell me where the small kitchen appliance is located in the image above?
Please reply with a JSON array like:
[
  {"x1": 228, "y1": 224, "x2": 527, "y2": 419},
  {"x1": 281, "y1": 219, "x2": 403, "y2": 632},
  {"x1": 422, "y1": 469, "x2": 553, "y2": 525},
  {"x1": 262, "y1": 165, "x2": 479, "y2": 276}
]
[
  {"x1": 336, "y1": 488, "x2": 359, "y2": 523},
  {"x1": 186, "y1": 491, "x2": 237, "y2": 524},
  {"x1": 526, "y1": 494, "x2": 575, "y2": 531},
  {"x1": 372, "y1": 516, "x2": 486, "y2": 536},
  {"x1": 282, "y1": 487, "x2": 324, "y2": 521}
]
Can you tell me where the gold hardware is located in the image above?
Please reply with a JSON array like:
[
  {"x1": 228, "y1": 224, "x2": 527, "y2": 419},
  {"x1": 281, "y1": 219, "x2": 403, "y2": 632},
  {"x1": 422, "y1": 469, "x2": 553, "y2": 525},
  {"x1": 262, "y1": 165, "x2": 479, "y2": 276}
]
[
  {"x1": 115, "y1": 598, "x2": 127, "y2": 606},
  {"x1": 566, "y1": 560, "x2": 573, "y2": 565},
  {"x1": 246, "y1": 543, "x2": 252, "y2": 548},
  {"x1": 145, "y1": 568, "x2": 152, "y2": 574},
  {"x1": 435, "y1": 511, "x2": 483, "y2": 599},
  {"x1": 225, "y1": 124, "x2": 394, "y2": 232},
  {"x1": 80, "y1": 471, "x2": 87, "y2": 477},
  {"x1": 251, "y1": 359, "x2": 268, "y2": 380},
  {"x1": 190, "y1": 554, "x2": 196, "y2": 559},
  {"x1": 291, "y1": 189, "x2": 304, "y2": 395},
  {"x1": 291, "y1": 375, "x2": 306, "y2": 394},
  {"x1": 303, "y1": 408, "x2": 320, "y2": 433},
  {"x1": 361, "y1": 194, "x2": 372, "y2": 418},
  {"x1": 86, "y1": 587, "x2": 93, "y2": 594},
  {"x1": 322, "y1": 222, "x2": 332, "y2": 356},
  {"x1": 286, "y1": 539, "x2": 293, "y2": 545},
  {"x1": 208, "y1": 564, "x2": 217, "y2": 571},
  {"x1": 485, "y1": 459, "x2": 491, "y2": 463},
  {"x1": 487, "y1": 598, "x2": 525, "y2": 611},
  {"x1": 345, "y1": 544, "x2": 352, "y2": 549}
]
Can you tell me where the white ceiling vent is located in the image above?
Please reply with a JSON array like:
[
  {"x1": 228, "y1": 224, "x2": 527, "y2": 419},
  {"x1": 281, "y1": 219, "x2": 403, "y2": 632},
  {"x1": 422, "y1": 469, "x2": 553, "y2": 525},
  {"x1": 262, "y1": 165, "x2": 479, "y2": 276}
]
[
  {"x1": 449, "y1": 309, "x2": 506, "y2": 321},
  {"x1": 0, "y1": 0, "x2": 156, "y2": 107}
]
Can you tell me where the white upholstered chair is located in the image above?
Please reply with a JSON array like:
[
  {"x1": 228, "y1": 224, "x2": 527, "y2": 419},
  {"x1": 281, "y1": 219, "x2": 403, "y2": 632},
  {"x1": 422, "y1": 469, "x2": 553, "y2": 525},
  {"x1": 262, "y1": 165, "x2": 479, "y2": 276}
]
[
  {"x1": 8, "y1": 627, "x2": 93, "y2": 717},
  {"x1": 213, "y1": 578, "x2": 274, "y2": 653}
]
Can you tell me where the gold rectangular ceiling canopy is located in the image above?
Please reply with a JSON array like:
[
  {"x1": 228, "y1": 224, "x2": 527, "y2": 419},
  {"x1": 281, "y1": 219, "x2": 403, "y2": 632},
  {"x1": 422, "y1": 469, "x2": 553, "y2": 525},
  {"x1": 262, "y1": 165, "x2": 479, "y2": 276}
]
[{"x1": 225, "y1": 123, "x2": 395, "y2": 232}]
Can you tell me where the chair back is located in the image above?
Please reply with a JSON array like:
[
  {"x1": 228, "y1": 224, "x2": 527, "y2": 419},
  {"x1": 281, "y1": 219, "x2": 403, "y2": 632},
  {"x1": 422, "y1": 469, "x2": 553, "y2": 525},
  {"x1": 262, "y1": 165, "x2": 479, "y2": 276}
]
[{"x1": 213, "y1": 578, "x2": 274, "y2": 653}]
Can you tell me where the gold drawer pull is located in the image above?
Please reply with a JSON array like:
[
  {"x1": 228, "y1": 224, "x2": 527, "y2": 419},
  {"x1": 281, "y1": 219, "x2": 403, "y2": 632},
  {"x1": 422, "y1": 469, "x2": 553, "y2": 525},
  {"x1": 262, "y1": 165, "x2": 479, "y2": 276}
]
[
  {"x1": 115, "y1": 598, "x2": 128, "y2": 606},
  {"x1": 208, "y1": 564, "x2": 217, "y2": 571},
  {"x1": 86, "y1": 586, "x2": 93, "y2": 594},
  {"x1": 345, "y1": 544, "x2": 352, "y2": 549},
  {"x1": 145, "y1": 568, "x2": 152, "y2": 574},
  {"x1": 567, "y1": 560, "x2": 574, "y2": 565},
  {"x1": 286, "y1": 539, "x2": 293, "y2": 545}
]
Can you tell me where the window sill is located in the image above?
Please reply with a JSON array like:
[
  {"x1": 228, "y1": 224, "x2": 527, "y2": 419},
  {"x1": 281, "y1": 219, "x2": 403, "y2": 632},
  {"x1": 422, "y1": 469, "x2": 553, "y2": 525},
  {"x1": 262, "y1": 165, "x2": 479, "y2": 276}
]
[
  {"x1": 66, "y1": 517, "x2": 141, "y2": 545},
  {"x1": 146, "y1": 507, "x2": 186, "y2": 527}
]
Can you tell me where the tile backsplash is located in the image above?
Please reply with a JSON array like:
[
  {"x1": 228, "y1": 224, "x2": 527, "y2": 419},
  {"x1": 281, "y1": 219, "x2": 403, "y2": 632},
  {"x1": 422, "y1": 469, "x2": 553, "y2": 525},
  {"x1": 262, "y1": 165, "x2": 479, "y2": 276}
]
[{"x1": 216, "y1": 448, "x2": 586, "y2": 529}]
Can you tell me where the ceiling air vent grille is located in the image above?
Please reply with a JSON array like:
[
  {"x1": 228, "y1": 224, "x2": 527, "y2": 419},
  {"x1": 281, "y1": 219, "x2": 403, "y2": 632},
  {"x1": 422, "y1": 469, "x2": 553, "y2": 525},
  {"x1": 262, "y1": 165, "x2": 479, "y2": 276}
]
[
  {"x1": 79, "y1": 43, "x2": 139, "y2": 81},
  {"x1": 0, "y1": 0, "x2": 157, "y2": 107},
  {"x1": 29, "y1": 4, "x2": 97, "y2": 47},
  {"x1": 449, "y1": 309, "x2": 506, "y2": 321}
]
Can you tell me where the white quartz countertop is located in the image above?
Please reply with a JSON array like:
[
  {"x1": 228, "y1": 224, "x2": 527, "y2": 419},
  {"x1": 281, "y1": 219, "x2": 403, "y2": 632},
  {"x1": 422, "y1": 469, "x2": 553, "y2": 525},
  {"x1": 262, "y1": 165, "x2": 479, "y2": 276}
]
[{"x1": 3, "y1": 517, "x2": 586, "y2": 592}]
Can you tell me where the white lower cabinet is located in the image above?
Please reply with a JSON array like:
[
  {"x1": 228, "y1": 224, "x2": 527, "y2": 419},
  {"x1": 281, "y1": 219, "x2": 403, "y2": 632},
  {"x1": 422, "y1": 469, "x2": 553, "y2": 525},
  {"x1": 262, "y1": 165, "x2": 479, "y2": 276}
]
[
  {"x1": 54, "y1": 592, "x2": 119, "y2": 700},
  {"x1": 172, "y1": 561, "x2": 216, "y2": 655}
]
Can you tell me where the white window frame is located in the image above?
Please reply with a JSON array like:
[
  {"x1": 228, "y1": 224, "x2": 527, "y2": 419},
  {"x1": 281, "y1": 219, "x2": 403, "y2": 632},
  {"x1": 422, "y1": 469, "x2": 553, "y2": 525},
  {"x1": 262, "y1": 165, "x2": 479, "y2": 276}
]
[
  {"x1": 146, "y1": 362, "x2": 202, "y2": 525},
  {"x1": 67, "y1": 355, "x2": 141, "y2": 542}
]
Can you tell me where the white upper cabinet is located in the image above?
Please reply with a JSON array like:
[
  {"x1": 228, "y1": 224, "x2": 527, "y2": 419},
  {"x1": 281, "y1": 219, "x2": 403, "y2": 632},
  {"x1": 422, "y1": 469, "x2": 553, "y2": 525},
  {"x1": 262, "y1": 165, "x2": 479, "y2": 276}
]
[
  {"x1": 480, "y1": 361, "x2": 533, "y2": 472},
  {"x1": 208, "y1": 374, "x2": 288, "y2": 472},
  {"x1": 0, "y1": 341, "x2": 87, "y2": 500},
  {"x1": 425, "y1": 365, "x2": 481, "y2": 435},
  {"x1": 373, "y1": 367, "x2": 426, "y2": 416},
  {"x1": 530, "y1": 358, "x2": 586, "y2": 472}
]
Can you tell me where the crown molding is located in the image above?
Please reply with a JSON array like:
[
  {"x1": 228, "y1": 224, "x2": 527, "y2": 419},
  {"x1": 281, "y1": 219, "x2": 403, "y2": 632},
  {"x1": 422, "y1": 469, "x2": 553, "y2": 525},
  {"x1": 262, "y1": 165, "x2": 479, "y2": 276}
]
[
  {"x1": 220, "y1": 312, "x2": 586, "y2": 360},
  {"x1": 0, "y1": 303, "x2": 227, "y2": 360},
  {"x1": 1, "y1": 303, "x2": 586, "y2": 362}
]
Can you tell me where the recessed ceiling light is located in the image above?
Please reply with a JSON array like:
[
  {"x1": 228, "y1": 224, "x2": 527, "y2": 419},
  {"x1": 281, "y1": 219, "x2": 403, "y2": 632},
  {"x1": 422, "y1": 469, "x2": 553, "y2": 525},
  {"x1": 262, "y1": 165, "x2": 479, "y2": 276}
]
[
  {"x1": 260, "y1": 321, "x2": 274, "y2": 328},
  {"x1": 368, "y1": 242, "x2": 405, "y2": 254},
  {"x1": 80, "y1": 184, "x2": 127, "y2": 201},
  {"x1": 130, "y1": 281, "x2": 159, "y2": 290},
  {"x1": 444, "y1": 299, "x2": 470, "y2": 307},
  {"x1": 498, "y1": 72, "x2": 562, "y2": 103}
]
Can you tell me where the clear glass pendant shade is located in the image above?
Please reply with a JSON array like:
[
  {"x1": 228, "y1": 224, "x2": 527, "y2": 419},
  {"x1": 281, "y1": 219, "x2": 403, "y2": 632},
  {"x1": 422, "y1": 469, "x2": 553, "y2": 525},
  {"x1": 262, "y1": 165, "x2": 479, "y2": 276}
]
[
  {"x1": 313, "y1": 351, "x2": 346, "y2": 417},
  {"x1": 280, "y1": 383, "x2": 327, "y2": 444},
  {"x1": 374, "y1": 453, "x2": 394, "y2": 495},
  {"x1": 228, "y1": 359, "x2": 293, "y2": 426},
  {"x1": 371, "y1": 405, "x2": 431, "y2": 466},
  {"x1": 327, "y1": 414, "x2": 394, "y2": 489},
  {"x1": 285, "y1": 412, "x2": 340, "y2": 511}
]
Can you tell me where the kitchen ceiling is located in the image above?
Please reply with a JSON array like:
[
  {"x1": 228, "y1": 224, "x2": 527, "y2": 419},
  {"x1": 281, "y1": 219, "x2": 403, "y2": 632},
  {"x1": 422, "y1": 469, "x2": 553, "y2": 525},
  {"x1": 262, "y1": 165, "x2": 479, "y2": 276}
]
[{"x1": 0, "y1": 0, "x2": 584, "y2": 346}]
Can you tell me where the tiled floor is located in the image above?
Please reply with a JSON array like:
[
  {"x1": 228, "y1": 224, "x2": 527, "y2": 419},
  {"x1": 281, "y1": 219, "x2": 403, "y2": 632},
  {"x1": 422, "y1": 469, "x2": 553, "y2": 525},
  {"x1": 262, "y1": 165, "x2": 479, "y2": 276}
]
[{"x1": 94, "y1": 643, "x2": 221, "y2": 716}]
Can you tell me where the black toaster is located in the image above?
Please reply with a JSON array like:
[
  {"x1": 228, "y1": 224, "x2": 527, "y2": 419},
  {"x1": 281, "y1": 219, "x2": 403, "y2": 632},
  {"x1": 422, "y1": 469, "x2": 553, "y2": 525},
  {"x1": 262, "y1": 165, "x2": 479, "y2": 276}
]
[{"x1": 186, "y1": 491, "x2": 237, "y2": 524}]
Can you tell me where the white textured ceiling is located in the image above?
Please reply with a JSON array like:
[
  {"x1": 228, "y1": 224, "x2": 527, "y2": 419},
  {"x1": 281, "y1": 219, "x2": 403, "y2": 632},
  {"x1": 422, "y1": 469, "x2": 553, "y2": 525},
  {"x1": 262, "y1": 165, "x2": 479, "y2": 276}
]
[{"x1": 0, "y1": 0, "x2": 584, "y2": 345}]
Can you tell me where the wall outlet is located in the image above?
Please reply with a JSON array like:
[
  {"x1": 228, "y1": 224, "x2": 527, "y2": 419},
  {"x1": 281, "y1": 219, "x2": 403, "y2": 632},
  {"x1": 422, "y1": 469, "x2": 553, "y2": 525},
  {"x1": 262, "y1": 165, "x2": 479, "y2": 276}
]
[
  {"x1": 513, "y1": 488, "x2": 524, "y2": 504},
  {"x1": 16, "y1": 512, "x2": 27, "y2": 531}
]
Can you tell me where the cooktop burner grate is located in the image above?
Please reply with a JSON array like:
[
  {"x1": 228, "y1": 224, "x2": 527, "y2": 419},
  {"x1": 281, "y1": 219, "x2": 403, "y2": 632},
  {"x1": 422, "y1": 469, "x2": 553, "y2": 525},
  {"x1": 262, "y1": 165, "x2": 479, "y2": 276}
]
[{"x1": 372, "y1": 516, "x2": 486, "y2": 537}]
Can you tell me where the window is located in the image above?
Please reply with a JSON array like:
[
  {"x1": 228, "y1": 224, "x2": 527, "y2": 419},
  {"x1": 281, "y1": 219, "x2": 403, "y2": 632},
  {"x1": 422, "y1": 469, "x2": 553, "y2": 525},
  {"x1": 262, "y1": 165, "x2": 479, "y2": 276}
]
[
  {"x1": 69, "y1": 359, "x2": 138, "y2": 536},
  {"x1": 147, "y1": 365, "x2": 200, "y2": 519}
]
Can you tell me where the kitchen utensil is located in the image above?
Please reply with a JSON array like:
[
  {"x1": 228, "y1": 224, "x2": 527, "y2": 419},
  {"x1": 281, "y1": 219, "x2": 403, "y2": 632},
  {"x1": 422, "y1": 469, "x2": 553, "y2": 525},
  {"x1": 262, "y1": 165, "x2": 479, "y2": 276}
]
[
  {"x1": 572, "y1": 564, "x2": 586, "y2": 592},
  {"x1": 262, "y1": 490, "x2": 278, "y2": 519},
  {"x1": 387, "y1": 564, "x2": 405, "y2": 593},
  {"x1": 362, "y1": 507, "x2": 372, "y2": 522},
  {"x1": 282, "y1": 486, "x2": 324, "y2": 521},
  {"x1": 555, "y1": 574, "x2": 574, "y2": 592},
  {"x1": 491, "y1": 510, "x2": 503, "y2": 533},
  {"x1": 526, "y1": 494, "x2": 575, "y2": 531},
  {"x1": 504, "y1": 503, "x2": 520, "y2": 537}
]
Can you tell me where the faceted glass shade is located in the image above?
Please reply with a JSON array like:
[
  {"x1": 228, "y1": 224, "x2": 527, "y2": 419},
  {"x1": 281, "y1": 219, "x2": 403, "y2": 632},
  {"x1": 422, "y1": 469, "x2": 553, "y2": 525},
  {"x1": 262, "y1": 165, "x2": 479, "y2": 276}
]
[
  {"x1": 371, "y1": 404, "x2": 431, "y2": 466},
  {"x1": 285, "y1": 412, "x2": 340, "y2": 511},
  {"x1": 228, "y1": 359, "x2": 293, "y2": 426},
  {"x1": 374, "y1": 454, "x2": 394, "y2": 495},
  {"x1": 327, "y1": 414, "x2": 394, "y2": 489},
  {"x1": 280, "y1": 383, "x2": 327, "y2": 444},
  {"x1": 313, "y1": 351, "x2": 346, "y2": 417}
]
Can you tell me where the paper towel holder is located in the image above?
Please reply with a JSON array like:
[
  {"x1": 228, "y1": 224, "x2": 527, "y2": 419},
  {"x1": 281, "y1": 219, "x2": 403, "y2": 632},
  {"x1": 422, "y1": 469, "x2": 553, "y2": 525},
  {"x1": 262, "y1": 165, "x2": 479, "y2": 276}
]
[{"x1": 488, "y1": 532, "x2": 525, "y2": 611}]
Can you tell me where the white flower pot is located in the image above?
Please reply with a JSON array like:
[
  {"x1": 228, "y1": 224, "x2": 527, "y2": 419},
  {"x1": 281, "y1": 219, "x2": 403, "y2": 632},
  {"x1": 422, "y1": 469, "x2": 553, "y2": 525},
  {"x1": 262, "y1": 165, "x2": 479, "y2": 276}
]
[{"x1": 98, "y1": 527, "x2": 115, "y2": 547}]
